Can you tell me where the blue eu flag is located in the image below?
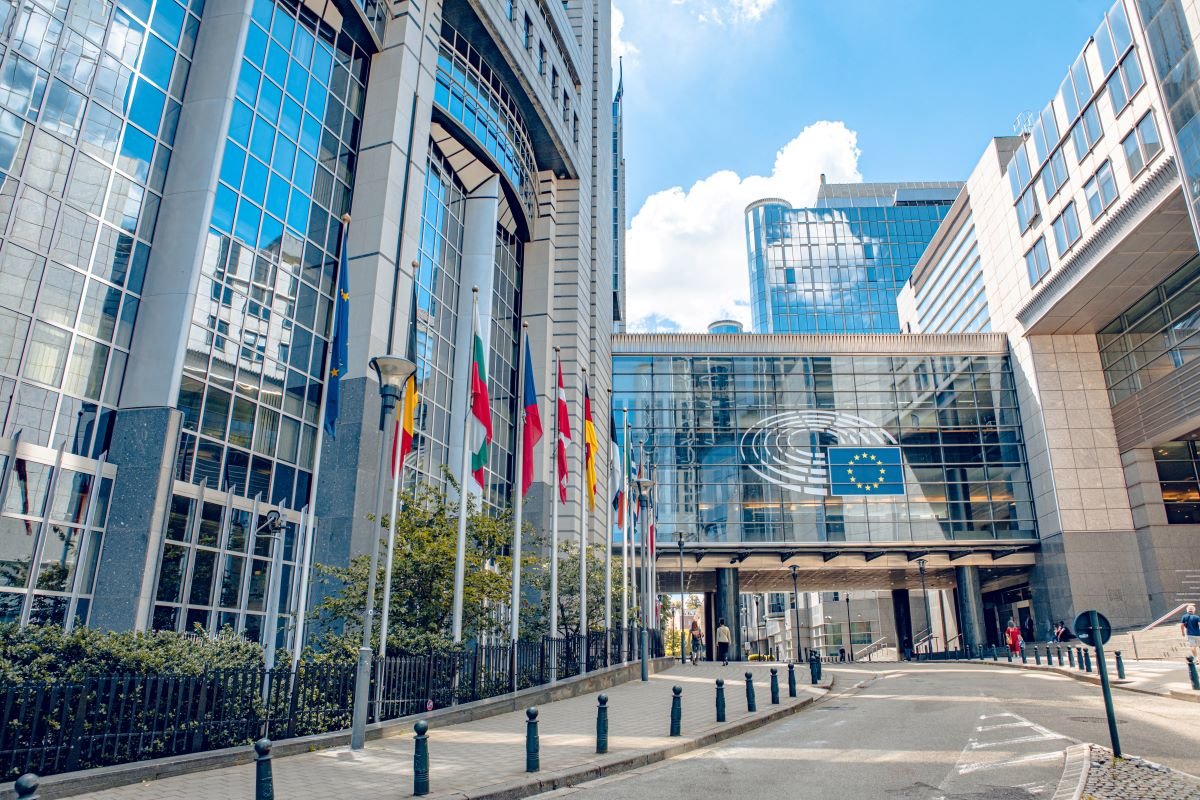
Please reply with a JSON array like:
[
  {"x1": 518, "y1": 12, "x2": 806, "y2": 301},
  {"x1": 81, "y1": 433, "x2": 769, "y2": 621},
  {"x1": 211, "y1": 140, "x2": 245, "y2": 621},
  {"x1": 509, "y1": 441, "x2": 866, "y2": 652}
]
[
  {"x1": 828, "y1": 447, "x2": 904, "y2": 496},
  {"x1": 323, "y1": 238, "x2": 350, "y2": 438}
]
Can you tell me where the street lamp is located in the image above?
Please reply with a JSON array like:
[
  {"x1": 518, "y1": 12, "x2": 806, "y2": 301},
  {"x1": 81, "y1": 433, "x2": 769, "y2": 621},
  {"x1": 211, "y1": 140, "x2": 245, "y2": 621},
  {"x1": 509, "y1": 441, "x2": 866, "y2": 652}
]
[
  {"x1": 789, "y1": 564, "x2": 802, "y2": 663},
  {"x1": 635, "y1": 476, "x2": 655, "y2": 681},
  {"x1": 674, "y1": 531, "x2": 693, "y2": 664},
  {"x1": 844, "y1": 593, "x2": 854, "y2": 662},
  {"x1": 917, "y1": 558, "x2": 933, "y2": 657},
  {"x1": 351, "y1": 355, "x2": 416, "y2": 750}
]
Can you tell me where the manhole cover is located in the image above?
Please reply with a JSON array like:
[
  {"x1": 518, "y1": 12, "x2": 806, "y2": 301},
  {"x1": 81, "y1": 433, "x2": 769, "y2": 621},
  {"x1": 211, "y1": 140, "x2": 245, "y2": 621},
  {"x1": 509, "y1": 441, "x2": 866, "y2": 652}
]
[{"x1": 1069, "y1": 715, "x2": 1127, "y2": 724}]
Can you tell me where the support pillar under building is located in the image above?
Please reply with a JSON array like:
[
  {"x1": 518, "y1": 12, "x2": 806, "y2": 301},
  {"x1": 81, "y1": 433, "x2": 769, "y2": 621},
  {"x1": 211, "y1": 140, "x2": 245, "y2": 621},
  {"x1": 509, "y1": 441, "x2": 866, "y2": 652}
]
[
  {"x1": 713, "y1": 568, "x2": 741, "y2": 662},
  {"x1": 956, "y1": 565, "x2": 986, "y2": 650},
  {"x1": 891, "y1": 588, "x2": 912, "y2": 659}
]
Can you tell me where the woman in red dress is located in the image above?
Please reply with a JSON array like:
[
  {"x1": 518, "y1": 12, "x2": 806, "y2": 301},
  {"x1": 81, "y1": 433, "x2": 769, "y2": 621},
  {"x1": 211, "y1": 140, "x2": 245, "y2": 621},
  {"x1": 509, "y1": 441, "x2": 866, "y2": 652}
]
[{"x1": 1005, "y1": 619, "x2": 1022, "y2": 655}]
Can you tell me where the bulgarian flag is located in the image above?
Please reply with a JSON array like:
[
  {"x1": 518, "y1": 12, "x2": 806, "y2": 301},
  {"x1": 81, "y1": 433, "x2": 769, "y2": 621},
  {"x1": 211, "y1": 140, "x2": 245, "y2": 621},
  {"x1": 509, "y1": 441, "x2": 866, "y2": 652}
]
[{"x1": 469, "y1": 304, "x2": 492, "y2": 488}]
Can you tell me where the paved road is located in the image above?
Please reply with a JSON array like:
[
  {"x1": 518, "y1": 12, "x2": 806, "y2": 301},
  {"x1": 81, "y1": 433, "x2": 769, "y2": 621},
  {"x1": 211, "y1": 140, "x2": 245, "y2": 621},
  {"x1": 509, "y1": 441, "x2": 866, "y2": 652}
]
[{"x1": 539, "y1": 662, "x2": 1200, "y2": 800}]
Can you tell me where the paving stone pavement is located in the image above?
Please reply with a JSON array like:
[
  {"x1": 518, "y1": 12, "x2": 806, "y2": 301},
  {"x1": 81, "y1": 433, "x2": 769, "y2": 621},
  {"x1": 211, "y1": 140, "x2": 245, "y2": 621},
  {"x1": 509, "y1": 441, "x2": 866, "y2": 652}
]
[
  {"x1": 1083, "y1": 746, "x2": 1200, "y2": 800},
  {"x1": 77, "y1": 661, "x2": 826, "y2": 800}
]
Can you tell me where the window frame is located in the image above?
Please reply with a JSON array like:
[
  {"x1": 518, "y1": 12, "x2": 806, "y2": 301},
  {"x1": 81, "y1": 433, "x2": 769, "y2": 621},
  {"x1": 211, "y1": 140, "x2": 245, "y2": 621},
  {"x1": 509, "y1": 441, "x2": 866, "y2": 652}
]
[
  {"x1": 1084, "y1": 160, "x2": 1119, "y2": 220},
  {"x1": 1025, "y1": 236, "x2": 1051, "y2": 286},
  {"x1": 1050, "y1": 201, "x2": 1081, "y2": 257}
]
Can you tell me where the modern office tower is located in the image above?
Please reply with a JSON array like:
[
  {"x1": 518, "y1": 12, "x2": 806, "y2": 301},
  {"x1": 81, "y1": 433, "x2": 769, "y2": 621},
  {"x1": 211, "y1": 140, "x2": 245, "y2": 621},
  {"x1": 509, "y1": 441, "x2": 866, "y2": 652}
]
[
  {"x1": 0, "y1": 0, "x2": 617, "y2": 645},
  {"x1": 744, "y1": 179, "x2": 961, "y2": 334},
  {"x1": 899, "y1": 0, "x2": 1200, "y2": 629},
  {"x1": 707, "y1": 319, "x2": 743, "y2": 334},
  {"x1": 611, "y1": 61, "x2": 625, "y2": 333}
]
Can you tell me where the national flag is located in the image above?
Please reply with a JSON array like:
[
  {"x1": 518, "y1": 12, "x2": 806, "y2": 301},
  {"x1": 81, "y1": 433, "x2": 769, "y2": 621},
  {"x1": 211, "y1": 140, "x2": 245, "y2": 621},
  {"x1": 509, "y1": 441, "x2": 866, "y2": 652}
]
[
  {"x1": 611, "y1": 413, "x2": 623, "y2": 527},
  {"x1": 392, "y1": 283, "x2": 420, "y2": 478},
  {"x1": 468, "y1": 303, "x2": 492, "y2": 488},
  {"x1": 555, "y1": 362, "x2": 570, "y2": 503},
  {"x1": 583, "y1": 384, "x2": 598, "y2": 510},
  {"x1": 323, "y1": 226, "x2": 350, "y2": 437},
  {"x1": 520, "y1": 340, "x2": 542, "y2": 496}
]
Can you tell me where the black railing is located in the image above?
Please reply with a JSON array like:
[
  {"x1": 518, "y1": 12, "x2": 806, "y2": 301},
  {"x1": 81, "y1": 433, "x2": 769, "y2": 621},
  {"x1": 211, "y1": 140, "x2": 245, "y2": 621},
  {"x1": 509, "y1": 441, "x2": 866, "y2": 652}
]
[{"x1": 1, "y1": 630, "x2": 662, "y2": 781}]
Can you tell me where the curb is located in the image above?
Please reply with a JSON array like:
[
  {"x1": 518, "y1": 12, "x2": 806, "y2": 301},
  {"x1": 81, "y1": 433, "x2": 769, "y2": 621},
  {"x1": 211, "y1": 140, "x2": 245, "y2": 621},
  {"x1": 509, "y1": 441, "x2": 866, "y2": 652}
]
[
  {"x1": 1050, "y1": 743, "x2": 1090, "y2": 800},
  {"x1": 0, "y1": 657, "x2": 679, "y2": 800},
  {"x1": 423, "y1": 674, "x2": 835, "y2": 800}
]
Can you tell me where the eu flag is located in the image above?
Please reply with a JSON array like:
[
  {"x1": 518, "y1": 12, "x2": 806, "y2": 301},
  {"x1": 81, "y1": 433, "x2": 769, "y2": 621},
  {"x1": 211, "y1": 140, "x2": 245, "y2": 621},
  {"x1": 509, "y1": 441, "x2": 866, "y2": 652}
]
[
  {"x1": 323, "y1": 239, "x2": 350, "y2": 437},
  {"x1": 828, "y1": 446, "x2": 904, "y2": 496}
]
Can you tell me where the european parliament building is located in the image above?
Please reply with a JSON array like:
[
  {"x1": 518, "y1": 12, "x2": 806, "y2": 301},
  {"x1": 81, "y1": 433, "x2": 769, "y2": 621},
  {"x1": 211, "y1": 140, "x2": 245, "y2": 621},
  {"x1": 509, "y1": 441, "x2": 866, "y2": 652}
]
[
  {"x1": 0, "y1": 0, "x2": 620, "y2": 645},
  {"x1": 623, "y1": 0, "x2": 1200, "y2": 657}
]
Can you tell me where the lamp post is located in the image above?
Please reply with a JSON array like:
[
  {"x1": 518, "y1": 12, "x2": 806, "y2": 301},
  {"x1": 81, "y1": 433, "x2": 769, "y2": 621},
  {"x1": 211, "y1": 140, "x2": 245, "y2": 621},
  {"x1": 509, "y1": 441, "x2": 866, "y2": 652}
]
[
  {"x1": 789, "y1": 564, "x2": 802, "y2": 662},
  {"x1": 674, "y1": 531, "x2": 691, "y2": 664},
  {"x1": 844, "y1": 593, "x2": 854, "y2": 662},
  {"x1": 635, "y1": 476, "x2": 655, "y2": 681},
  {"x1": 351, "y1": 355, "x2": 416, "y2": 751},
  {"x1": 917, "y1": 558, "x2": 933, "y2": 656}
]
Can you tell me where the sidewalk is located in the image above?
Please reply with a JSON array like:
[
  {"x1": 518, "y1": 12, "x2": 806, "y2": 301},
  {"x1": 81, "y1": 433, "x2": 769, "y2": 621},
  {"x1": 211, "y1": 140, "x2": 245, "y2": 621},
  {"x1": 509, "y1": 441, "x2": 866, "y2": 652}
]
[
  {"x1": 961, "y1": 648, "x2": 1200, "y2": 700},
  {"x1": 71, "y1": 661, "x2": 830, "y2": 800}
]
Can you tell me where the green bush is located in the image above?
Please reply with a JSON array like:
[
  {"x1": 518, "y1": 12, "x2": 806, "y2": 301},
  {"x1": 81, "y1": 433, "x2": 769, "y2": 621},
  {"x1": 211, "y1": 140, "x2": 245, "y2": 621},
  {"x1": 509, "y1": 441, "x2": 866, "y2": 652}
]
[{"x1": 0, "y1": 623, "x2": 264, "y2": 684}]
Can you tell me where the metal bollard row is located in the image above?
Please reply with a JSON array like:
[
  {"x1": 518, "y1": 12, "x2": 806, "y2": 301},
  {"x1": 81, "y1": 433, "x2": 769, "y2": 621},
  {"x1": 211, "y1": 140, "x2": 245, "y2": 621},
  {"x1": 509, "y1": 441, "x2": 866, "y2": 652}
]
[
  {"x1": 526, "y1": 707, "x2": 540, "y2": 773},
  {"x1": 787, "y1": 662, "x2": 797, "y2": 697},
  {"x1": 745, "y1": 672, "x2": 757, "y2": 712},
  {"x1": 14, "y1": 774, "x2": 38, "y2": 799},
  {"x1": 1188, "y1": 656, "x2": 1200, "y2": 691},
  {"x1": 413, "y1": 722, "x2": 430, "y2": 796},
  {"x1": 770, "y1": 668, "x2": 780, "y2": 705},
  {"x1": 254, "y1": 738, "x2": 274, "y2": 800},
  {"x1": 1115, "y1": 651, "x2": 1125, "y2": 680},
  {"x1": 596, "y1": 694, "x2": 609, "y2": 754},
  {"x1": 670, "y1": 686, "x2": 682, "y2": 736},
  {"x1": 716, "y1": 678, "x2": 726, "y2": 722}
]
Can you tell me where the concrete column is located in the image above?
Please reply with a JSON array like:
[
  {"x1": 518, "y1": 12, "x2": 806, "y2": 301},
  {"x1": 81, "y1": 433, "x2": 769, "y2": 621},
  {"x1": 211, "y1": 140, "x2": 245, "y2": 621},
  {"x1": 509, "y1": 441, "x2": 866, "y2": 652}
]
[
  {"x1": 956, "y1": 565, "x2": 986, "y2": 649},
  {"x1": 447, "y1": 176, "x2": 499, "y2": 494},
  {"x1": 121, "y1": 0, "x2": 251, "y2": 407},
  {"x1": 714, "y1": 567, "x2": 741, "y2": 662},
  {"x1": 891, "y1": 588, "x2": 912, "y2": 657},
  {"x1": 90, "y1": 408, "x2": 183, "y2": 631}
]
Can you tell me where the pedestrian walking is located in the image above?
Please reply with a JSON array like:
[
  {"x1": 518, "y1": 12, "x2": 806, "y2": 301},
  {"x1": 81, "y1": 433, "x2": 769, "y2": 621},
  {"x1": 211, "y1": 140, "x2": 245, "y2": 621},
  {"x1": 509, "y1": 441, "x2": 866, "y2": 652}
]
[
  {"x1": 689, "y1": 619, "x2": 704, "y2": 665},
  {"x1": 1021, "y1": 615, "x2": 1035, "y2": 645},
  {"x1": 1006, "y1": 619, "x2": 1022, "y2": 655},
  {"x1": 716, "y1": 618, "x2": 731, "y2": 665},
  {"x1": 1181, "y1": 603, "x2": 1200, "y2": 659}
]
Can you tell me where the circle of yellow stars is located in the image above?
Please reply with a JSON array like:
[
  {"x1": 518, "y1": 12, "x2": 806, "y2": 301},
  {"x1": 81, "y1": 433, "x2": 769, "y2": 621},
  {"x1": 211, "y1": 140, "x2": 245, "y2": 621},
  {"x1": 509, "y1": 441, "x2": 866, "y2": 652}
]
[{"x1": 846, "y1": 451, "x2": 888, "y2": 491}]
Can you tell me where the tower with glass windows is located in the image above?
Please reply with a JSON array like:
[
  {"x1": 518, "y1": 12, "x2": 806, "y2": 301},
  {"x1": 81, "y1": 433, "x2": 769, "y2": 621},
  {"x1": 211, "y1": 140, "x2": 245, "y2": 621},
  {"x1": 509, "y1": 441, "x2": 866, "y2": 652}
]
[
  {"x1": 745, "y1": 180, "x2": 961, "y2": 334},
  {"x1": 0, "y1": 0, "x2": 617, "y2": 646}
]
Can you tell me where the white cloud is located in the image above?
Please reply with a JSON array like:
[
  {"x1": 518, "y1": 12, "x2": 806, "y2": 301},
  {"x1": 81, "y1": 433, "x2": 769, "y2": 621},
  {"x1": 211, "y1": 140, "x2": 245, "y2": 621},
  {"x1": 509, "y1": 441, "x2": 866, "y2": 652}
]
[
  {"x1": 625, "y1": 121, "x2": 863, "y2": 332},
  {"x1": 612, "y1": 5, "x2": 638, "y2": 60},
  {"x1": 687, "y1": 0, "x2": 777, "y2": 25}
]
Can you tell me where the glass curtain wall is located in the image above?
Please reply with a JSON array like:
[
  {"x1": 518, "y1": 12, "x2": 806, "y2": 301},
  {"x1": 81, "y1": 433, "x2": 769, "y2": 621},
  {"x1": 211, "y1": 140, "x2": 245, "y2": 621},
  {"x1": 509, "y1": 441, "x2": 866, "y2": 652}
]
[{"x1": 614, "y1": 353, "x2": 1035, "y2": 544}]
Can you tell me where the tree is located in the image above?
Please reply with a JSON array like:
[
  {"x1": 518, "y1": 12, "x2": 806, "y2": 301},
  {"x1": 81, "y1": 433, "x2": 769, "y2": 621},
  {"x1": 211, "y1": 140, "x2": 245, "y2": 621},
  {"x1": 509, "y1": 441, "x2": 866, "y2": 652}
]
[
  {"x1": 307, "y1": 478, "x2": 538, "y2": 657},
  {"x1": 521, "y1": 539, "x2": 625, "y2": 639}
]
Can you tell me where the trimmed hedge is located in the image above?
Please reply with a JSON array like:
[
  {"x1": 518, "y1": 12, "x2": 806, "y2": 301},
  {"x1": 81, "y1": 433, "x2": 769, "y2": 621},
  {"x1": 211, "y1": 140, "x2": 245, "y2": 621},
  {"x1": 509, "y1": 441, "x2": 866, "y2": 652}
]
[{"x1": 0, "y1": 623, "x2": 264, "y2": 683}]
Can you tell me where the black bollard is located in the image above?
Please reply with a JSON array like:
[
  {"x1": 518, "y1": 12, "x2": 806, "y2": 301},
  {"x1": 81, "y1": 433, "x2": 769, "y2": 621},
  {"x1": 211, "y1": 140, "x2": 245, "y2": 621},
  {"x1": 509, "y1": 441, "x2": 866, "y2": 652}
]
[
  {"x1": 1115, "y1": 651, "x2": 1125, "y2": 680},
  {"x1": 1006, "y1": 647, "x2": 1012, "y2": 663},
  {"x1": 715, "y1": 678, "x2": 726, "y2": 722},
  {"x1": 1057, "y1": 646, "x2": 1064, "y2": 667},
  {"x1": 745, "y1": 672, "x2": 757, "y2": 712},
  {"x1": 770, "y1": 668, "x2": 780, "y2": 705},
  {"x1": 1034, "y1": 646, "x2": 1041, "y2": 666},
  {"x1": 596, "y1": 694, "x2": 608, "y2": 754},
  {"x1": 1189, "y1": 656, "x2": 1200, "y2": 691},
  {"x1": 14, "y1": 774, "x2": 38, "y2": 800},
  {"x1": 413, "y1": 721, "x2": 430, "y2": 796},
  {"x1": 1020, "y1": 646, "x2": 1027, "y2": 664},
  {"x1": 525, "y1": 707, "x2": 540, "y2": 772},
  {"x1": 1068, "y1": 647, "x2": 1075, "y2": 668},
  {"x1": 991, "y1": 646, "x2": 998, "y2": 662},
  {"x1": 1084, "y1": 649, "x2": 1092, "y2": 673},
  {"x1": 254, "y1": 738, "x2": 273, "y2": 800},
  {"x1": 787, "y1": 663, "x2": 797, "y2": 697},
  {"x1": 808, "y1": 652, "x2": 821, "y2": 684},
  {"x1": 669, "y1": 686, "x2": 682, "y2": 736}
]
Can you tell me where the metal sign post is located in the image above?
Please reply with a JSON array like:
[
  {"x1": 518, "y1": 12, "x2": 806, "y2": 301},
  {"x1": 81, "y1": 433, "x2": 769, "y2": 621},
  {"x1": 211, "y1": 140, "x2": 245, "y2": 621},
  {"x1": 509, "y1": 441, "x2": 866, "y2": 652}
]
[{"x1": 1075, "y1": 609, "x2": 1120, "y2": 757}]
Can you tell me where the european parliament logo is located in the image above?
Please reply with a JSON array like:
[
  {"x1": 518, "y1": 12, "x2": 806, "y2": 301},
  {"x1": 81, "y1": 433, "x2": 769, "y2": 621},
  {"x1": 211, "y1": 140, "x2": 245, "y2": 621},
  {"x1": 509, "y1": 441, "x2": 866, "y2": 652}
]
[{"x1": 828, "y1": 446, "x2": 904, "y2": 496}]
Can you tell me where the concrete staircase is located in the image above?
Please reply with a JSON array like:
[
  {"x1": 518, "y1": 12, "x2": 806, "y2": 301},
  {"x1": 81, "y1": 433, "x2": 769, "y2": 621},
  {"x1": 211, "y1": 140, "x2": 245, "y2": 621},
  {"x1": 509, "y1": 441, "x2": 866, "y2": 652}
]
[{"x1": 1107, "y1": 626, "x2": 1192, "y2": 661}]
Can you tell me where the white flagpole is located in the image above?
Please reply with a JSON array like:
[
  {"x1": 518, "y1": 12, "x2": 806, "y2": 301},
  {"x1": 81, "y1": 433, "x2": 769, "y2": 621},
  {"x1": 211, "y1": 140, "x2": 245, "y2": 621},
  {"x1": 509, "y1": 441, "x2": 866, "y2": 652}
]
[
  {"x1": 620, "y1": 408, "x2": 629, "y2": 658},
  {"x1": 451, "y1": 288, "x2": 479, "y2": 643},
  {"x1": 604, "y1": 388, "x2": 613, "y2": 662},
  {"x1": 549, "y1": 347, "x2": 561, "y2": 640},
  {"x1": 380, "y1": 404, "x2": 403, "y2": 658},
  {"x1": 510, "y1": 323, "x2": 529, "y2": 644},
  {"x1": 579, "y1": 367, "x2": 589, "y2": 659}
]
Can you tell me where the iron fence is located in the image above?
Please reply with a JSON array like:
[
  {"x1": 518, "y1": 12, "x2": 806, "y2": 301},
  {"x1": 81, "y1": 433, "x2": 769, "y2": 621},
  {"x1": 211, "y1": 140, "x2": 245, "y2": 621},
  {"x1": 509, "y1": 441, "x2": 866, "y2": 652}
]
[{"x1": 1, "y1": 630, "x2": 663, "y2": 780}]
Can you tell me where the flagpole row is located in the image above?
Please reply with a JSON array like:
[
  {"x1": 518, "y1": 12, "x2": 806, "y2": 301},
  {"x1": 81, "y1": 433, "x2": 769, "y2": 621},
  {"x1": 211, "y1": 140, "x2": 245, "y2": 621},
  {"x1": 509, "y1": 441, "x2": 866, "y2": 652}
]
[
  {"x1": 604, "y1": 388, "x2": 613, "y2": 662},
  {"x1": 621, "y1": 408, "x2": 630, "y2": 660},
  {"x1": 510, "y1": 323, "x2": 529, "y2": 645},
  {"x1": 451, "y1": 287, "x2": 481, "y2": 644},
  {"x1": 549, "y1": 347, "x2": 562, "y2": 642},
  {"x1": 579, "y1": 367, "x2": 589, "y2": 661}
]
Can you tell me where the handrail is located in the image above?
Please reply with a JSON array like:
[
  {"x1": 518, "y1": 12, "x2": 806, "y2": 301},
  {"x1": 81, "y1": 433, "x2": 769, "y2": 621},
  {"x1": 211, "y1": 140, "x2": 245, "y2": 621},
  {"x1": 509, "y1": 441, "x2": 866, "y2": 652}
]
[
  {"x1": 947, "y1": 633, "x2": 963, "y2": 650},
  {"x1": 1139, "y1": 602, "x2": 1189, "y2": 632},
  {"x1": 857, "y1": 636, "x2": 890, "y2": 661}
]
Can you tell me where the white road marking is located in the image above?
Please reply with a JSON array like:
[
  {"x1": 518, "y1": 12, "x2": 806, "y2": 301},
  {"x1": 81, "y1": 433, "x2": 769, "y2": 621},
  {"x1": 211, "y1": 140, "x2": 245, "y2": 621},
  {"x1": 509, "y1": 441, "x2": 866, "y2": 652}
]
[{"x1": 956, "y1": 750, "x2": 1063, "y2": 775}]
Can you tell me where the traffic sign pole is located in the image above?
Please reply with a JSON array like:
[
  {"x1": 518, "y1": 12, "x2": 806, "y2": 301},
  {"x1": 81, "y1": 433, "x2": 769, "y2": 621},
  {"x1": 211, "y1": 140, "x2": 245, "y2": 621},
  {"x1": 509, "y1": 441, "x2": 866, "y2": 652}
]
[{"x1": 1081, "y1": 609, "x2": 1121, "y2": 758}]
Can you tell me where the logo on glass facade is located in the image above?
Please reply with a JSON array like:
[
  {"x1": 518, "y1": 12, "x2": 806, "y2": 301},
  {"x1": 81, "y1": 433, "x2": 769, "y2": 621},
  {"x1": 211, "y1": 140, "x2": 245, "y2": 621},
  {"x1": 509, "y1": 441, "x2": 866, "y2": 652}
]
[{"x1": 740, "y1": 411, "x2": 899, "y2": 496}]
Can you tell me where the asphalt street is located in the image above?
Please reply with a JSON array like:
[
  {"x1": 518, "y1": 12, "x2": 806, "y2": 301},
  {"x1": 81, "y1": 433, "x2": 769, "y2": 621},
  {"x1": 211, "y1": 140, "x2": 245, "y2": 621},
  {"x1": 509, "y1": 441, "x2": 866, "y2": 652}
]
[{"x1": 536, "y1": 661, "x2": 1200, "y2": 800}]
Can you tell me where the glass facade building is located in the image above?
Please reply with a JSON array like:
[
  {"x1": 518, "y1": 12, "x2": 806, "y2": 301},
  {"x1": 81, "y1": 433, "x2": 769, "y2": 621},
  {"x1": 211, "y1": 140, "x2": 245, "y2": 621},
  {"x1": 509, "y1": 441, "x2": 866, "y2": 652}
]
[
  {"x1": 744, "y1": 181, "x2": 960, "y2": 335},
  {"x1": 613, "y1": 336, "x2": 1037, "y2": 545}
]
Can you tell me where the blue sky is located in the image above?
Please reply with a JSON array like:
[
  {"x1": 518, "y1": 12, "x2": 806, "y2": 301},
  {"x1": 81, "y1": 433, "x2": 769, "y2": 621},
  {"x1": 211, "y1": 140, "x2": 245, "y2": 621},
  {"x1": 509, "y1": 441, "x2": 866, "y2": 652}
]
[{"x1": 616, "y1": 0, "x2": 1113, "y2": 331}]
